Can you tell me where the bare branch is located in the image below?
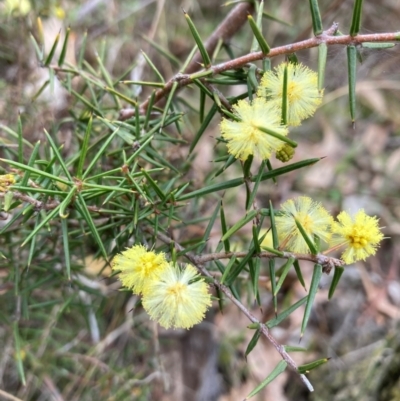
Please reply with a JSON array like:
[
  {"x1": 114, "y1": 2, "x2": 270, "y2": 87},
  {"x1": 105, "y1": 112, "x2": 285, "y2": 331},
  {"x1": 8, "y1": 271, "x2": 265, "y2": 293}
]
[
  {"x1": 0, "y1": 191, "x2": 101, "y2": 213},
  {"x1": 0, "y1": 191, "x2": 59, "y2": 211},
  {"x1": 197, "y1": 249, "x2": 344, "y2": 270}
]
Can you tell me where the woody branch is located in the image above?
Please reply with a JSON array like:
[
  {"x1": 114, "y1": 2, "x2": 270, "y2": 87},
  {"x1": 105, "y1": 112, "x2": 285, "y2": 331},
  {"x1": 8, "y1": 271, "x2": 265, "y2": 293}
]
[{"x1": 119, "y1": 23, "x2": 400, "y2": 120}]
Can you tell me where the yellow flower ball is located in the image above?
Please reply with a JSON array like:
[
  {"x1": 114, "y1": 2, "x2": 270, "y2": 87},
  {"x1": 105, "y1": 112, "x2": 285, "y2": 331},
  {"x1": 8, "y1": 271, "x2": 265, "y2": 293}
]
[
  {"x1": 112, "y1": 245, "x2": 169, "y2": 295},
  {"x1": 329, "y1": 210, "x2": 384, "y2": 264},
  {"x1": 142, "y1": 264, "x2": 212, "y2": 329},
  {"x1": 220, "y1": 97, "x2": 288, "y2": 161},
  {"x1": 275, "y1": 196, "x2": 333, "y2": 254},
  {"x1": 258, "y1": 62, "x2": 323, "y2": 126}
]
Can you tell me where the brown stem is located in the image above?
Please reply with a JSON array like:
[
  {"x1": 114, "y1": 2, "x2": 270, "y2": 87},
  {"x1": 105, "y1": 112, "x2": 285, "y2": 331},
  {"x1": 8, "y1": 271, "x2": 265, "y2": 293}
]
[
  {"x1": 197, "y1": 249, "x2": 344, "y2": 269},
  {"x1": 1, "y1": 191, "x2": 100, "y2": 213},
  {"x1": 0, "y1": 191, "x2": 59, "y2": 211},
  {"x1": 120, "y1": 23, "x2": 400, "y2": 120}
]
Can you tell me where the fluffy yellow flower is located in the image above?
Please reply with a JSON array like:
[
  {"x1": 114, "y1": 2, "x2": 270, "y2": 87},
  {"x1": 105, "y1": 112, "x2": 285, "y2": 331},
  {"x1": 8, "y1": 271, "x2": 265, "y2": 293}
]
[
  {"x1": 329, "y1": 210, "x2": 384, "y2": 264},
  {"x1": 142, "y1": 264, "x2": 212, "y2": 330},
  {"x1": 275, "y1": 196, "x2": 333, "y2": 254},
  {"x1": 220, "y1": 98, "x2": 288, "y2": 161},
  {"x1": 257, "y1": 62, "x2": 323, "y2": 126},
  {"x1": 112, "y1": 245, "x2": 168, "y2": 295}
]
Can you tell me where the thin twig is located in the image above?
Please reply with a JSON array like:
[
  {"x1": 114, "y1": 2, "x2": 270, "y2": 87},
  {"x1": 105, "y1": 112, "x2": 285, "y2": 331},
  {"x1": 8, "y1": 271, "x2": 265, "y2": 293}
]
[
  {"x1": 196, "y1": 249, "x2": 344, "y2": 270},
  {"x1": 0, "y1": 191, "x2": 101, "y2": 213},
  {"x1": 0, "y1": 191, "x2": 59, "y2": 211},
  {"x1": 120, "y1": 23, "x2": 400, "y2": 119}
]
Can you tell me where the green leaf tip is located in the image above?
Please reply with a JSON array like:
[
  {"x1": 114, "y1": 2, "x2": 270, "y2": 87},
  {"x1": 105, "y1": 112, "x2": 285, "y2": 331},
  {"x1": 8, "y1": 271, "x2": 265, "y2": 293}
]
[
  {"x1": 58, "y1": 26, "x2": 71, "y2": 66},
  {"x1": 245, "y1": 329, "x2": 261, "y2": 359},
  {"x1": 328, "y1": 266, "x2": 344, "y2": 299},
  {"x1": 183, "y1": 9, "x2": 211, "y2": 68},
  {"x1": 298, "y1": 357, "x2": 330, "y2": 374},
  {"x1": 44, "y1": 30, "x2": 61, "y2": 66},
  {"x1": 248, "y1": 14, "x2": 270, "y2": 54}
]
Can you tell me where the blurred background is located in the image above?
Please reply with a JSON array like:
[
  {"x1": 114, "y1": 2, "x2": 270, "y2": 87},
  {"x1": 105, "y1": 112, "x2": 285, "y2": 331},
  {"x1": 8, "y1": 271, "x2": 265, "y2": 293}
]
[{"x1": 0, "y1": 0, "x2": 399, "y2": 400}]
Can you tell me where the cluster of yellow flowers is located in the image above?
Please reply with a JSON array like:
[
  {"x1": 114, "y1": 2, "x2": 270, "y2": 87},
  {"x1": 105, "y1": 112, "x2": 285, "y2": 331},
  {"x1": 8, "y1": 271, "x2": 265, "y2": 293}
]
[
  {"x1": 275, "y1": 196, "x2": 384, "y2": 264},
  {"x1": 218, "y1": 63, "x2": 385, "y2": 264},
  {"x1": 220, "y1": 62, "x2": 322, "y2": 161},
  {"x1": 111, "y1": 198, "x2": 383, "y2": 329},
  {"x1": 112, "y1": 245, "x2": 212, "y2": 329}
]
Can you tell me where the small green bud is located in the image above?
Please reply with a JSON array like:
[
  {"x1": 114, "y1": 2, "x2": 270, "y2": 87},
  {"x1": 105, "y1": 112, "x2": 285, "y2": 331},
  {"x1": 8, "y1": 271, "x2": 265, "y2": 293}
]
[
  {"x1": 247, "y1": 322, "x2": 261, "y2": 329},
  {"x1": 276, "y1": 143, "x2": 295, "y2": 162}
]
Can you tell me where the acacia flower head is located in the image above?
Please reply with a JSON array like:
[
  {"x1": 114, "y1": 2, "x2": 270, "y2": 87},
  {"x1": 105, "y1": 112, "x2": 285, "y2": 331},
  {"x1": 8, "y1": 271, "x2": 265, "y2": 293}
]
[
  {"x1": 329, "y1": 210, "x2": 384, "y2": 264},
  {"x1": 275, "y1": 196, "x2": 333, "y2": 254},
  {"x1": 142, "y1": 264, "x2": 212, "y2": 330},
  {"x1": 257, "y1": 62, "x2": 323, "y2": 126},
  {"x1": 0, "y1": 173, "x2": 16, "y2": 192},
  {"x1": 112, "y1": 245, "x2": 169, "y2": 295},
  {"x1": 220, "y1": 97, "x2": 288, "y2": 161}
]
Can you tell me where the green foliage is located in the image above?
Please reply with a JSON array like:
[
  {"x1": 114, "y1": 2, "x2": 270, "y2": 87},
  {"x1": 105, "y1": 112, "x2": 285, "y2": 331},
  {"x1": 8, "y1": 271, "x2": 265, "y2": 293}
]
[{"x1": 0, "y1": 1, "x2": 396, "y2": 399}]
